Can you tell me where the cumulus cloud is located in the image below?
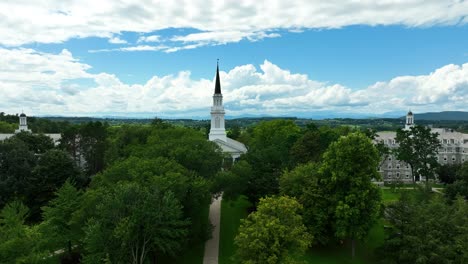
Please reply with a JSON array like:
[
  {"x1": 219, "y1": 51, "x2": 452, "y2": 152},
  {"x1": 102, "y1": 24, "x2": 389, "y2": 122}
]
[
  {"x1": 0, "y1": 1, "x2": 467, "y2": 49},
  {"x1": 108, "y1": 36, "x2": 127, "y2": 44},
  {"x1": 1, "y1": 48, "x2": 468, "y2": 117},
  {"x1": 137, "y1": 35, "x2": 161, "y2": 43}
]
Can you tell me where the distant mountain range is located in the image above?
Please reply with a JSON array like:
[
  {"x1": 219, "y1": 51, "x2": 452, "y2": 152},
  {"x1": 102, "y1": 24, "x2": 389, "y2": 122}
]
[
  {"x1": 400, "y1": 111, "x2": 468, "y2": 121},
  {"x1": 37, "y1": 111, "x2": 468, "y2": 121}
]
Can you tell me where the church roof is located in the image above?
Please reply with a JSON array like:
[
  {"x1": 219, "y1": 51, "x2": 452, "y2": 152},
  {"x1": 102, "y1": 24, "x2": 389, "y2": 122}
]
[
  {"x1": 212, "y1": 137, "x2": 247, "y2": 154},
  {"x1": 20, "y1": 113, "x2": 26, "y2": 117},
  {"x1": 407, "y1": 110, "x2": 413, "y2": 116},
  {"x1": 215, "y1": 62, "x2": 221, "y2": 94}
]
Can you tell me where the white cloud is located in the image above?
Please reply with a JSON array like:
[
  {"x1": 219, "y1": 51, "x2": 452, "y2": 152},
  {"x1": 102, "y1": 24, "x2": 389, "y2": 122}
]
[
  {"x1": 89, "y1": 45, "x2": 169, "y2": 53},
  {"x1": 0, "y1": 1, "x2": 467, "y2": 49},
  {"x1": 1, "y1": 48, "x2": 468, "y2": 117},
  {"x1": 137, "y1": 35, "x2": 161, "y2": 43},
  {"x1": 108, "y1": 36, "x2": 127, "y2": 44}
]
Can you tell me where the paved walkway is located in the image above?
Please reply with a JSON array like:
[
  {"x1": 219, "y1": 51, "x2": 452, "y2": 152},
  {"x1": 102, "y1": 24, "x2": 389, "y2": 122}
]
[{"x1": 203, "y1": 195, "x2": 222, "y2": 264}]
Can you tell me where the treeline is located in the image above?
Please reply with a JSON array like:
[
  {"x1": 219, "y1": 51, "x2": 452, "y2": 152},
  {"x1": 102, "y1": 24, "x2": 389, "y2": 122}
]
[{"x1": 1, "y1": 118, "x2": 467, "y2": 263}]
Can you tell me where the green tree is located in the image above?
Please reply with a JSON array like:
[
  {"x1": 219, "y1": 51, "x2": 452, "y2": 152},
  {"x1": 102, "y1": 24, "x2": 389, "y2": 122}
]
[
  {"x1": 82, "y1": 182, "x2": 189, "y2": 264},
  {"x1": 437, "y1": 163, "x2": 461, "y2": 184},
  {"x1": 445, "y1": 162, "x2": 468, "y2": 200},
  {"x1": 0, "y1": 121, "x2": 15, "y2": 133},
  {"x1": 0, "y1": 201, "x2": 43, "y2": 263},
  {"x1": 320, "y1": 132, "x2": 382, "y2": 257},
  {"x1": 89, "y1": 156, "x2": 212, "y2": 245},
  {"x1": 212, "y1": 160, "x2": 252, "y2": 200},
  {"x1": 235, "y1": 196, "x2": 312, "y2": 264},
  {"x1": 13, "y1": 132, "x2": 55, "y2": 154},
  {"x1": 27, "y1": 150, "x2": 82, "y2": 220},
  {"x1": 279, "y1": 163, "x2": 332, "y2": 245},
  {"x1": 80, "y1": 121, "x2": 108, "y2": 176},
  {"x1": 0, "y1": 139, "x2": 37, "y2": 208},
  {"x1": 38, "y1": 181, "x2": 83, "y2": 257},
  {"x1": 394, "y1": 125, "x2": 441, "y2": 183},
  {"x1": 378, "y1": 192, "x2": 468, "y2": 264},
  {"x1": 139, "y1": 126, "x2": 223, "y2": 179},
  {"x1": 244, "y1": 120, "x2": 301, "y2": 203}
]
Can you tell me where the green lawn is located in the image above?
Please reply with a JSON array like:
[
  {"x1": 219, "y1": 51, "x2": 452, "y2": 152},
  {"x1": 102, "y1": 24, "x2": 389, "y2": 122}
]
[
  {"x1": 218, "y1": 195, "x2": 386, "y2": 264},
  {"x1": 381, "y1": 188, "x2": 402, "y2": 204},
  {"x1": 219, "y1": 195, "x2": 252, "y2": 264}
]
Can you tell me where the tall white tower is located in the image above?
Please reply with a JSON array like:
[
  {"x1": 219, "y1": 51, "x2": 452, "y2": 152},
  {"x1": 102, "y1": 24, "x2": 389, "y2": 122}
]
[
  {"x1": 209, "y1": 62, "x2": 227, "y2": 142},
  {"x1": 405, "y1": 110, "x2": 414, "y2": 130},
  {"x1": 15, "y1": 112, "x2": 31, "y2": 133}
]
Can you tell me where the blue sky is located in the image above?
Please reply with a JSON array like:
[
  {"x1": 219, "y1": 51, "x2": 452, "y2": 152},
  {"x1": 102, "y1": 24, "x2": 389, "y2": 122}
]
[{"x1": 1, "y1": 1, "x2": 468, "y2": 118}]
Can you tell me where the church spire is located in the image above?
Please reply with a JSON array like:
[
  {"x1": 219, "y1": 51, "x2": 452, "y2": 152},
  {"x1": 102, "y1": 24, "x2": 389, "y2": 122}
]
[{"x1": 215, "y1": 59, "x2": 221, "y2": 94}]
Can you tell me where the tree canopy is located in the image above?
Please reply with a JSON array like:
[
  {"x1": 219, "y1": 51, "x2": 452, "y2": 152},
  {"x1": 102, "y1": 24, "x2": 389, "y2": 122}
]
[
  {"x1": 235, "y1": 196, "x2": 311, "y2": 264},
  {"x1": 394, "y1": 125, "x2": 441, "y2": 183}
]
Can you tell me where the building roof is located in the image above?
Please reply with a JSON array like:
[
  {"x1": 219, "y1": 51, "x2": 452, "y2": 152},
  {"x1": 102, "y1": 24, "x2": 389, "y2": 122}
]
[
  {"x1": 19, "y1": 113, "x2": 26, "y2": 117},
  {"x1": 212, "y1": 137, "x2": 247, "y2": 154},
  {"x1": 407, "y1": 110, "x2": 413, "y2": 116},
  {"x1": 214, "y1": 62, "x2": 221, "y2": 94}
]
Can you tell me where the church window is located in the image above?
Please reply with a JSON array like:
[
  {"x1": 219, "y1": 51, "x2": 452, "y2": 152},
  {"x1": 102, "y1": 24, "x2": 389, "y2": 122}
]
[{"x1": 396, "y1": 172, "x2": 400, "y2": 178}]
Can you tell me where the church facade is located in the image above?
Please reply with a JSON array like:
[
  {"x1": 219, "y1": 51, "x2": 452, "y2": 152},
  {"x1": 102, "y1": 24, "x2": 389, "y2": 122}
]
[
  {"x1": 376, "y1": 111, "x2": 468, "y2": 183},
  {"x1": 208, "y1": 63, "x2": 247, "y2": 160}
]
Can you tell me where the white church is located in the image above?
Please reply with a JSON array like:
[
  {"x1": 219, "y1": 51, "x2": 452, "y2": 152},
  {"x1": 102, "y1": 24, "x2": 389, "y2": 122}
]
[{"x1": 208, "y1": 63, "x2": 247, "y2": 160}]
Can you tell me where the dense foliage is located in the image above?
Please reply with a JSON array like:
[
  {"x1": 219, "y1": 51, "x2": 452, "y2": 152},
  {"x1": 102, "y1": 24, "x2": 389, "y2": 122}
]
[
  {"x1": 235, "y1": 196, "x2": 311, "y2": 264},
  {"x1": 394, "y1": 125, "x2": 441, "y2": 183},
  {"x1": 378, "y1": 190, "x2": 468, "y2": 264}
]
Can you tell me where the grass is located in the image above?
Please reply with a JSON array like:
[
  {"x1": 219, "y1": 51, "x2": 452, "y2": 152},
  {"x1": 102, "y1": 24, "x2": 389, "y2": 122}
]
[
  {"x1": 218, "y1": 195, "x2": 386, "y2": 264},
  {"x1": 381, "y1": 188, "x2": 403, "y2": 204},
  {"x1": 218, "y1": 195, "x2": 252, "y2": 264}
]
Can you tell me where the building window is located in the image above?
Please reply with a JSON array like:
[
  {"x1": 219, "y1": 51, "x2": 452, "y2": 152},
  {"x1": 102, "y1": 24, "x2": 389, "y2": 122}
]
[
  {"x1": 396, "y1": 172, "x2": 400, "y2": 178},
  {"x1": 396, "y1": 164, "x2": 400, "y2": 169},
  {"x1": 388, "y1": 157, "x2": 392, "y2": 161},
  {"x1": 388, "y1": 164, "x2": 392, "y2": 169},
  {"x1": 406, "y1": 174, "x2": 409, "y2": 179},
  {"x1": 452, "y1": 156, "x2": 456, "y2": 162}
]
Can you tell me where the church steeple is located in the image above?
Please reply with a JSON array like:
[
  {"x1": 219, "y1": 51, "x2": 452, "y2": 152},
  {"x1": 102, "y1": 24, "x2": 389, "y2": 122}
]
[
  {"x1": 209, "y1": 61, "x2": 226, "y2": 142},
  {"x1": 215, "y1": 60, "x2": 221, "y2": 94}
]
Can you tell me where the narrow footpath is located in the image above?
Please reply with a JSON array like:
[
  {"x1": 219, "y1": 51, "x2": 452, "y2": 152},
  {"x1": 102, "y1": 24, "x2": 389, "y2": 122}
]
[{"x1": 203, "y1": 195, "x2": 222, "y2": 264}]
